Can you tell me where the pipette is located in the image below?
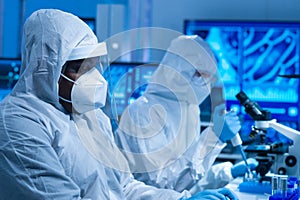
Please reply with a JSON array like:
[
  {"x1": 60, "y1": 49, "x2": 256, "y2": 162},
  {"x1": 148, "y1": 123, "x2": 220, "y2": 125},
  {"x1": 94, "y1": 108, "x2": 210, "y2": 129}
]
[
  {"x1": 210, "y1": 87, "x2": 252, "y2": 175},
  {"x1": 231, "y1": 134, "x2": 252, "y2": 176}
]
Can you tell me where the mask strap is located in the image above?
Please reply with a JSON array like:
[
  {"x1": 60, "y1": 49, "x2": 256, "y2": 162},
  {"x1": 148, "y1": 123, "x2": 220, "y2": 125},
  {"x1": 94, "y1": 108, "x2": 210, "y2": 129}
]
[
  {"x1": 59, "y1": 73, "x2": 74, "y2": 104},
  {"x1": 59, "y1": 96, "x2": 72, "y2": 103},
  {"x1": 60, "y1": 73, "x2": 77, "y2": 84}
]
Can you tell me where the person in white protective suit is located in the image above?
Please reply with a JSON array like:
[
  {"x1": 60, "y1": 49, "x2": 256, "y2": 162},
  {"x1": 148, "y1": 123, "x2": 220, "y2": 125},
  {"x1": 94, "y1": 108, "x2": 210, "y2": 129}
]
[
  {"x1": 0, "y1": 9, "x2": 239, "y2": 200},
  {"x1": 115, "y1": 35, "x2": 258, "y2": 193}
]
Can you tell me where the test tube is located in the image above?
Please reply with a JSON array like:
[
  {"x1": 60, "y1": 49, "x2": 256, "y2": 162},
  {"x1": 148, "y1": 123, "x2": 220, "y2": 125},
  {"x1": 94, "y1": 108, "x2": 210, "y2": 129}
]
[
  {"x1": 280, "y1": 176, "x2": 288, "y2": 198},
  {"x1": 272, "y1": 176, "x2": 279, "y2": 195}
]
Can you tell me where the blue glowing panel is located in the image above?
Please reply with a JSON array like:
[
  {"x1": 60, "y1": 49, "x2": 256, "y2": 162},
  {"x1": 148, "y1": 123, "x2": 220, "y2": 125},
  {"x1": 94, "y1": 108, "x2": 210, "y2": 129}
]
[
  {"x1": 241, "y1": 26, "x2": 299, "y2": 121},
  {"x1": 184, "y1": 20, "x2": 300, "y2": 124},
  {"x1": 206, "y1": 27, "x2": 241, "y2": 102},
  {"x1": 0, "y1": 58, "x2": 21, "y2": 100},
  {"x1": 103, "y1": 62, "x2": 158, "y2": 116}
]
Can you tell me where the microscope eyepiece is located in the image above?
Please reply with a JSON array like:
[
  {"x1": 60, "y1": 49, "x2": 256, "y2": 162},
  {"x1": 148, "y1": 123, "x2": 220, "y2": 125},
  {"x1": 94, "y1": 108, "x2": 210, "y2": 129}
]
[
  {"x1": 235, "y1": 91, "x2": 271, "y2": 120},
  {"x1": 235, "y1": 91, "x2": 249, "y2": 106}
]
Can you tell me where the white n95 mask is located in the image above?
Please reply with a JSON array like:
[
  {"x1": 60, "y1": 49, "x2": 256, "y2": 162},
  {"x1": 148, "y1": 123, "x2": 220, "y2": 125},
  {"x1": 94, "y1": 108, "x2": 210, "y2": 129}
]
[{"x1": 60, "y1": 67, "x2": 108, "y2": 113}]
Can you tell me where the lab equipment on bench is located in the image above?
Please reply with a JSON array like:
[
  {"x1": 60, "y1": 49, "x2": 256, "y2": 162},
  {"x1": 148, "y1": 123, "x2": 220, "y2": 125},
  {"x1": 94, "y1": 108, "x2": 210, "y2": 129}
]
[
  {"x1": 238, "y1": 172, "x2": 300, "y2": 199},
  {"x1": 269, "y1": 175, "x2": 299, "y2": 200},
  {"x1": 238, "y1": 172, "x2": 272, "y2": 194},
  {"x1": 236, "y1": 91, "x2": 300, "y2": 178}
]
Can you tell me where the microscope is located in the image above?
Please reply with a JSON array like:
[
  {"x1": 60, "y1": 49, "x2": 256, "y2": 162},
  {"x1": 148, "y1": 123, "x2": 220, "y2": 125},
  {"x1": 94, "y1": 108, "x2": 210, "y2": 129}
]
[{"x1": 236, "y1": 91, "x2": 300, "y2": 179}]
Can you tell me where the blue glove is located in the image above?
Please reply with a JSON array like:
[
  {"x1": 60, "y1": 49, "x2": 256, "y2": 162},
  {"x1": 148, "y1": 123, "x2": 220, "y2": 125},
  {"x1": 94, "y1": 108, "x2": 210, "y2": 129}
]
[
  {"x1": 212, "y1": 104, "x2": 241, "y2": 142},
  {"x1": 184, "y1": 188, "x2": 238, "y2": 200},
  {"x1": 231, "y1": 158, "x2": 258, "y2": 178}
]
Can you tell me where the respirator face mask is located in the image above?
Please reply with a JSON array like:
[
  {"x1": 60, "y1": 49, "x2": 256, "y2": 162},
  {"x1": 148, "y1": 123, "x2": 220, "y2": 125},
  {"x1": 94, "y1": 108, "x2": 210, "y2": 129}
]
[
  {"x1": 60, "y1": 67, "x2": 108, "y2": 113},
  {"x1": 59, "y1": 42, "x2": 110, "y2": 114}
]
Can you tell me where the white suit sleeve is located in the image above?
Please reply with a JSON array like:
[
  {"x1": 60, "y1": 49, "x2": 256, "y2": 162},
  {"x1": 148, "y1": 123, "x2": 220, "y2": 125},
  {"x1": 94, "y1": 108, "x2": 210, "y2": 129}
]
[
  {"x1": 190, "y1": 162, "x2": 234, "y2": 193},
  {"x1": 189, "y1": 127, "x2": 234, "y2": 194},
  {"x1": 190, "y1": 127, "x2": 233, "y2": 194},
  {"x1": 122, "y1": 174, "x2": 191, "y2": 200},
  {"x1": 192, "y1": 126, "x2": 226, "y2": 175},
  {"x1": 0, "y1": 113, "x2": 85, "y2": 199}
]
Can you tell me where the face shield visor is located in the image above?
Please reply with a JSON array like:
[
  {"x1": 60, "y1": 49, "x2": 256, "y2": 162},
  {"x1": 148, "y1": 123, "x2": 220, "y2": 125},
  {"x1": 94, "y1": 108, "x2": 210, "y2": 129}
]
[
  {"x1": 68, "y1": 42, "x2": 118, "y2": 128},
  {"x1": 61, "y1": 42, "x2": 118, "y2": 119},
  {"x1": 65, "y1": 42, "x2": 109, "y2": 76},
  {"x1": 66, "y1": 42, "x2": 109, "y2": 75}
]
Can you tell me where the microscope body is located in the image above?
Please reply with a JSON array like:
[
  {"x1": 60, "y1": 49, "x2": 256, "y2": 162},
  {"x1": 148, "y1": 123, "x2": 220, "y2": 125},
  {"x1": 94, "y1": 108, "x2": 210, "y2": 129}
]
[
  {"x1": 236, "y1": 91, "x2": 300, "y2": 178},
  {"x1": 253, "y1": 120, "x2": 300, "y2": 178}
]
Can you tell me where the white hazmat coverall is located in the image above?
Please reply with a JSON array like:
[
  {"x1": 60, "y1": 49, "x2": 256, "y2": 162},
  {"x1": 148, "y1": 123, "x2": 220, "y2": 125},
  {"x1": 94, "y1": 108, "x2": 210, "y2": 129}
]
[
  {"x1": 0, "y1": 9, "x2": 191, "y2": 200},
  {"x1": 115, "y1": 35, "x2": 236, "y2": 193}
]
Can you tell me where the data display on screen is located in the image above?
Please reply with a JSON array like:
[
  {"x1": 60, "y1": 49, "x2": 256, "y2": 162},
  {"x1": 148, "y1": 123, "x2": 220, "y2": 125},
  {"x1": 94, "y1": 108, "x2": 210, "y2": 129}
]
[
  {"x1": 184, "y1": 20, "x2": 300, "y2": 123},
  {"x1": 0, "y1": 58, "x2": 21, "y2": 100},
  {"x1": 103, "y1": 62, "x2": 158, "y2": 116}
]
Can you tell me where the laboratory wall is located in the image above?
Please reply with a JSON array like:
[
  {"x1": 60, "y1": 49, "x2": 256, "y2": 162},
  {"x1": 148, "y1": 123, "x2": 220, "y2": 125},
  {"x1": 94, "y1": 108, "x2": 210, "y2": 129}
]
[
  {"x1": 151, "y1": 0, "x2": 300, "y2": 31},
  {"x1": 1, "y1": 0, "x2": 300, "y2": 58}
]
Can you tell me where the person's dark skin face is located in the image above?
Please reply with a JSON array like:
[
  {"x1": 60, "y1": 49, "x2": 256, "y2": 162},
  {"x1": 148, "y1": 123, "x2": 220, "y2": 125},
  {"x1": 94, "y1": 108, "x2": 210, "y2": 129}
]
[{"x1": 58, "y1": 57, "x2": 99, "y2": 113}]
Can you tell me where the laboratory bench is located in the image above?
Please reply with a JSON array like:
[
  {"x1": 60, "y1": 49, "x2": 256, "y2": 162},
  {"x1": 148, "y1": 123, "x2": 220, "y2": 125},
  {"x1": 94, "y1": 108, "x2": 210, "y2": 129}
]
[{"x1": 226, "y1": 177, "x2": 270, "y2": 200}]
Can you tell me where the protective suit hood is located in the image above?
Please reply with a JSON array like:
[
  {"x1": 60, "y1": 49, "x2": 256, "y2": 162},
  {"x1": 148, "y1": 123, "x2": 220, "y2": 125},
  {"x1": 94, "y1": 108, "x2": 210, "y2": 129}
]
[
  {"x1": 146, "y1": 35, "x2": 218, "y2": 104},
  {"x1": 12, "y1": 9, "x2": 100, "y2": 110}
]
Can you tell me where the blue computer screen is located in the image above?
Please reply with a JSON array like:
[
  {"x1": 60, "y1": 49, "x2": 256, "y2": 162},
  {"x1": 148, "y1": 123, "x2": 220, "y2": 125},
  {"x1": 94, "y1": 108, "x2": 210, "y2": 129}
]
[
  {"x1": 0, "y1": 58, "x2": 21, "y2": 100},
  {"x1": 184, "y1": 20, "x2": 300, "y2": 124},
  {"x1": 103, "y1": 62, "x2": 158, "y2": 117}
]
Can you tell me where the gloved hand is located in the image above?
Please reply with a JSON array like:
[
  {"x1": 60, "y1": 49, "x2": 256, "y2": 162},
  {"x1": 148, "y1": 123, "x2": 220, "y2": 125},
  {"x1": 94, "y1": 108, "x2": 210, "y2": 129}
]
[
  {"x1": 184, "y1": 188, "x2": 239, "y2": 200},
  {"x1": 231, "y1": 158, "x2": 258, "y2": 178},
  {"x1": 212, "y1": 104, "x2": 241, "y2": 143}
]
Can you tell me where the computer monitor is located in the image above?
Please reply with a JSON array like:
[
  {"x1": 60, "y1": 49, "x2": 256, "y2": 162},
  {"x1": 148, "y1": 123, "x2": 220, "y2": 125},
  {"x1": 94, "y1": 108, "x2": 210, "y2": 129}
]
[
  {"x1": 0, "y1": 58, "x2": 21, "y2": 100},
  {"x1": 103, "y1": 62, "x2": 158, "y2": 117},
  {"x1": 184, "y1": 20, "x2": 300, "y2": 125}
]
